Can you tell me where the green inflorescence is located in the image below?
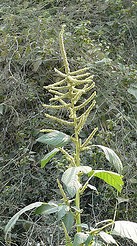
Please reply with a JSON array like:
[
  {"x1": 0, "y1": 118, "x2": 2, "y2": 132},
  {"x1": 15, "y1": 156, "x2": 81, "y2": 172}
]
[{"x1": 42, "y1": 25, "x2": 97, "y2": 160}]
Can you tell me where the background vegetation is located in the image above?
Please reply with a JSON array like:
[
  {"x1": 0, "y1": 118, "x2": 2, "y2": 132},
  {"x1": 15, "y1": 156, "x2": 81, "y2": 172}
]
[{"x1": 0, "y1": 0, "x2": 137, "y2": 245}]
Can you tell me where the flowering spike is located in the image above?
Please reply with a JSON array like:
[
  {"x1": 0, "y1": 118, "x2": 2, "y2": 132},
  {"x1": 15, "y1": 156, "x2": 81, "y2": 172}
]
[{"x1": 42, "y1": 26, "x2": 97, "y2": 157}]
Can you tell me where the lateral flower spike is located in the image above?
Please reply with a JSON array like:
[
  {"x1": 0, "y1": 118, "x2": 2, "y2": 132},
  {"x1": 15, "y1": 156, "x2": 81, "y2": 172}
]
[{"x1": 43, "y1": 25, "x2": 97, "y2": 137}]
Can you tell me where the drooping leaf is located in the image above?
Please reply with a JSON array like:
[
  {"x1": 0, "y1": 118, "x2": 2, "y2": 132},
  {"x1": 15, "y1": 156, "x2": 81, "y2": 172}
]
[
  {"x1": 36, "y1": 130, "x2": 70, "y2": 147},
  {"x1": 62, "y1": 211, "x2": 74, "y2": 232},
  {"x1": 93, "y1": 145, "x2": 123, "y2": 174},
  {"x1": 89, "y1": 170, "x2": 123, "y2": 192},
  {"x1": 99, "y1": 231, "x2": 117, "y2": 245},
  {"x1": 58, "y1": 205, "x2": 69, "y2": 220},
  {"x1": 73, "y1": 232, "x2": 89, "y2": 246},
  {"x1": 61, "y1": 166, "x2": 92, "y2": 197},
  {"x1": 41, "y1": 148, "x2": 59, "y2": 168},
  {"x1": 112, "y1": 221, "x2": 137, "y2": 243},
  {"x1": 35, "y1": 202, "x2": 58, "y2": 215},
  {"x1": 84, "y1": 235, "x2": 94, "y2": 246},
  {"x1": 5, "y1": 202, "x2": 43, "y2": 240}
]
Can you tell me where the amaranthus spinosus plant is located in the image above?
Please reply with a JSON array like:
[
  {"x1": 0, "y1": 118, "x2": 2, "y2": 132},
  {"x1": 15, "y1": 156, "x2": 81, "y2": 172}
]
[{"x1": 5, "y1": 26, "x2": 137, "y2": 246}]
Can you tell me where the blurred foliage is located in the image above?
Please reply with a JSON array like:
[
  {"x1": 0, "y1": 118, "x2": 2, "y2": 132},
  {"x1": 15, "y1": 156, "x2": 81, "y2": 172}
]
[{"x1": 0, "y1": 0, "x2": 137, "y2": 245}]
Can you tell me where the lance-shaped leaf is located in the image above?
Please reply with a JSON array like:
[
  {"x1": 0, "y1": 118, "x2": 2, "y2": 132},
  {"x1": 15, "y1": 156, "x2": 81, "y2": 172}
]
[
  {"x1": 35, "y1": 202, "x2": 70, "y2": 221},
  {"x1": 112, "y1": 221, "x2": 137, "y2": 243},
  {"x1": 99, "y1": 231, "x2": 117, "y2": 245},
  {"x1": 58, "y1": 205, "x2": 69, "y2": 220},
  {"x1": 93, "y1": 145, "x2": 123, "y2": 174},
  {"x1": 62, "y1": 211, "x2": 74, "y2": 232},
  {"x1": 85, "y1": 235, "x2": 94, "y2": 246},
  {"x1": 73, "y1": 232, "x2": 89, "y2": 246},
  {"x1": 5, "y1": 202, "x2": 43, "y2": 240},
  {"x1": 41, "y1": 148, "x2": 59, "y2": 168},
  {"x1": 62, "y1": 166, "x2": 92, "y2": 197},
  {"x1": 35, "y1": 201, "x2": 59, "y2": 215},
  {"x1": 36, "y1": 130, "x2": 70, "y2": 147},
  {"x1": 89, "y1": 170, "x2": 123, "y2": 192}
]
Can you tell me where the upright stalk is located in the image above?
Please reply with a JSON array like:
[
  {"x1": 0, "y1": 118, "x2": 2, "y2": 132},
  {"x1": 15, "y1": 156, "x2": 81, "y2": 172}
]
[
  {"x1": 75, "y1": 191, "x2": 82, "y2": 233},
  {"x1": 59, "y1": 24, "x2": 82, "y2": 234},
  {"x1": 42, "y1": 25, "x2": 96, "y2": 245},
  {"x1": 74, "y1": 116, "x2": 82, "y2": 232}
]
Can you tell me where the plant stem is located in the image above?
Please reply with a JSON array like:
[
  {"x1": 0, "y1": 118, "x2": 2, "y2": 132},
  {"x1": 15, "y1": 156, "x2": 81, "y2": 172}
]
[
  {"x1": 75, "y1": 128, "x2": 81, "y2": 167},
  {"x1": 60, "y1": 25, "x2": 82, "y2": 232},
  {"x1": 62, "y1": 222, "x2": 72, "y2": 246},
  {"x1": 59, "y1": 25, "x2": 70, "y2": 74},
  {"x1": 73, "y1": 109, "x2": 82, "y2": 232},
  {"x1": 75, "y1": 191, "x2": 82, "y2": 232}
]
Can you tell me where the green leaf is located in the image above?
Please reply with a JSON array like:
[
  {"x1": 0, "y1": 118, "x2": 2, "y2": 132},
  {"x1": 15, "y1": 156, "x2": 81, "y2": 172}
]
[
  {"x1": 35, "y1": 202, "x2": 58, "y2": 215},
  {"x1": 127, "y1": 83, "x2": 137, "y2": 100},
  {"x1": 99, "y1": 231, "x2": 117, "y2": 245},
  {"x1": 89, "y1": 170, "x2": 123, "y2": 192},
  {"x1": 5, "y1": 202, "x2": 43, "y2": 240},
  {"x1": 93, "y1": 145, "x2": 123, "y2": 174},
  {"x1": 41, "y1": 148, "x2": 59, "y2": 168},
  {"x1": 58, "y1": 205, "x2": 69, "y2": 220},
  {"x1": 73, "y1": 232, "x2": 89, "y2": 246},
  {"x1": 112, "y1": 221, "x2": 137, "y2": 243},
  {"x1": 35, "y1": 202, "x2": 70, "y2": 220},
  {"x1": 36, "y1": 130, "x2": 70, "y2": 147},
  {"x1": 61, "y1": 166, "x2": 92, "y2": 197},
  {"x1": 62, "y1": 211, "x2": 74, "y2": 232},
  {"x1": 84, "y1": 235, "x2": 93, "y2": 246}
]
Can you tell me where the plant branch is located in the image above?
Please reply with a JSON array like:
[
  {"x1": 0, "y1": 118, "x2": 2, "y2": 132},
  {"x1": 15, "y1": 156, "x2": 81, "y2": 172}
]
[
  {"x1": 45, "y1": 113, "x2": 74, "y2": 126},
  {"x1": 59, "y1": 25, "x2": 70, "y2": 74},
  {"x1": 57, "y1": 179, "x2": 69, "y2": 205},
  {"x1": 59, "y1": 148, "x2": 75, "y2": 166},
  {"x1": 75, "y1": 91, "x2": 96, "y2": 111},
  {"x1": 81, "y1": 127, "x2": 98, "y2": 149}
]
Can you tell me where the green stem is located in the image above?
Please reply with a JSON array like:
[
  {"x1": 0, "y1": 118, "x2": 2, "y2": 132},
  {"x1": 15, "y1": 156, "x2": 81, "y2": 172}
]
[
  {"x1": 75, "y1": 191, "x2": 82, "y2": 233},
  {"x1": 57, "y1": 179, "x2": 69, "y2": 205},
  {"x1": 73, "y1": 111, "x2": 82, "y2": 233},
  {"x1": 75, "y1": 130, "x2": 81, "y2": 166},
  {"x1": 90, "y1": 221, "x2": 114, "y2": 235},
  {"x1": 62, "y1": 222, "x2": 72, "y2": 246},
  {"x1": 58, "y1": 26, "x2": 96, "y2": 244},
  {"x1": 68, "y1": 79, "x2": 82, "y2": 233}
]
